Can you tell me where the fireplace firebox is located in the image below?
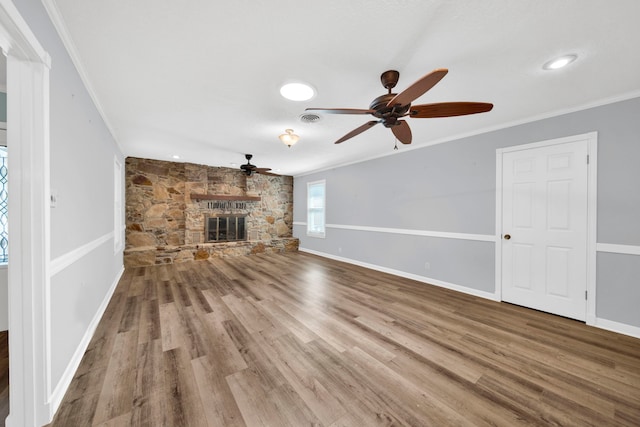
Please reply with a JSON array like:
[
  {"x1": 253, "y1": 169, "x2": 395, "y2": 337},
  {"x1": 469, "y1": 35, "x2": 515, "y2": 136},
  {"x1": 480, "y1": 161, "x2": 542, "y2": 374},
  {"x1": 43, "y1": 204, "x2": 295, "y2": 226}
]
[{"x1": 205, "y1": 215, "x2": 247, "y2": 242}]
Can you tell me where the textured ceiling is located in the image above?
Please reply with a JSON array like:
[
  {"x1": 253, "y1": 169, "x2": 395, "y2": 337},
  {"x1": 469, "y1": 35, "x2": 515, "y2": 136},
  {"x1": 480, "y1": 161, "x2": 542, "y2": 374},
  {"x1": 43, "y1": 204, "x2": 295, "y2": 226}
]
[{"x1": 47, "y1": 0, "x2": 640, "y2": 175}]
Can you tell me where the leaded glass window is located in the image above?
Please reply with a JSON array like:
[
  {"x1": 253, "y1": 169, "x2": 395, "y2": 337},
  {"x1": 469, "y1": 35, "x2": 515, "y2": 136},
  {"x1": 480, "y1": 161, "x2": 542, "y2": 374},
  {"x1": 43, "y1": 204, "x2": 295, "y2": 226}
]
[{"x1": 0, "y1": 146, "x2": 7, "y2": 263}]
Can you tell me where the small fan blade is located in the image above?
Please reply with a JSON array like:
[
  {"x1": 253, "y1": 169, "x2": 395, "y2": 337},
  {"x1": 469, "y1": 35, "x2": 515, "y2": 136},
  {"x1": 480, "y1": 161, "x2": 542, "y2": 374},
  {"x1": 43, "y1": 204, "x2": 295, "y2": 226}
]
[
  {"x1": 387, "y1": 68, "x2": 448, "y2": 108},
  {"x1": 305, "y1": 108, "x2": 375, "y2": 115},
  {"x1": 410, "y1": 102, "x2": 494, "y2": 118},
  {"x1": 335, "y1": 120, "x2": 379, "y2": 144},
  {"x1": 254, "y1": 167, "x2": 272, "y2": 173},
  {"x1": 392, "y1": 120, "x2": 412, "y2": 144}
]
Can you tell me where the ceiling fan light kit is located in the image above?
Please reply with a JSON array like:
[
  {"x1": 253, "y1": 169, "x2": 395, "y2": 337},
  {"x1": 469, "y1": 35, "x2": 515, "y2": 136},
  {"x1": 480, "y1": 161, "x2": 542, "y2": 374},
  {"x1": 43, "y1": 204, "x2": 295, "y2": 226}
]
[{"x1": 306, "y1": 68, "x2": 494, "y2": 148}]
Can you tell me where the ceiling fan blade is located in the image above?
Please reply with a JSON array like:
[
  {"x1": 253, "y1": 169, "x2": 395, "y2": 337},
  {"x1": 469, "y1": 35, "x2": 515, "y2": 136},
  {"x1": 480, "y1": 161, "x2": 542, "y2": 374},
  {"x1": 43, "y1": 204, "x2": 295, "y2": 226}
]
[
  {"x1": 335, "y1": 120, "x2": 379, "y2": 144},
  {"x1": 410, "y1": 102, "x2": 494, "y2": 118},
  {"x1": 387, "y1": 68, "x2": 448, "y2": 108},
  {"x1": 305, "y1": 108, "x2": 375, "y2": 115},
  {"x1": 254, "y1": 167, "x2": 272, "y2": 173},
  {"x1": 257, "y1": 171, "x2": 279, "y2": 176},
  {"x1": 391, "y1": 120, "x2": 412, "y2": 144}
]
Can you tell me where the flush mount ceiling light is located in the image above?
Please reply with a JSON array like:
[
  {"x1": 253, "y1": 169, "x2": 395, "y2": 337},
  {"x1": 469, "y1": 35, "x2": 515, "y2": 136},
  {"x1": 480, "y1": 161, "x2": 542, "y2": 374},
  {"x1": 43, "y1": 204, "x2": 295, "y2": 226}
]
[
  {"x1": 279, "y1": 129, "x2": 300, "y2": 147},
  {"x1": 543, "y1": 54, "x2": 578, "y2": 70},
  {"x1": 172, "y1": 155, "x2": 180, "y2": 159},
  {"x1": 280, "y1": 82, "x2": 315, "y2": 101}
]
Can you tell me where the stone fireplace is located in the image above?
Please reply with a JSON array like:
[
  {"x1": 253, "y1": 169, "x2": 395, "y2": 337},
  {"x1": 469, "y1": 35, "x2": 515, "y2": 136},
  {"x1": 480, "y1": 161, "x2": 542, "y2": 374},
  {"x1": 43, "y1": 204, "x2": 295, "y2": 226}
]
[{"x1": 124, "y1": 157, "x2": 298, "y2": 267}]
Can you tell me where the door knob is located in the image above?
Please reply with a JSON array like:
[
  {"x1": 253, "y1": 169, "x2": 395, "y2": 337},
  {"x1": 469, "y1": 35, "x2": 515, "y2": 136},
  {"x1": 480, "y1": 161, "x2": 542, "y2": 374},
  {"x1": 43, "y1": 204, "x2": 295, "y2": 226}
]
[{"x1": 504, "y1": 234, "x2": 511, "y2": 240}]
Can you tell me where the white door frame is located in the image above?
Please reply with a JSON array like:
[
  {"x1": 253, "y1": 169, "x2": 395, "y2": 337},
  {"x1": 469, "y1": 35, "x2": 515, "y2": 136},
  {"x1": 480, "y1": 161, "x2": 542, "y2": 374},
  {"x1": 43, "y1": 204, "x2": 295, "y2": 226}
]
[
  {"x1": 495, "y1": 132, "x2": 598, "y2": 325},
  {"x1": 0, "y1": 1, "x2": 52, "y2": 426}
]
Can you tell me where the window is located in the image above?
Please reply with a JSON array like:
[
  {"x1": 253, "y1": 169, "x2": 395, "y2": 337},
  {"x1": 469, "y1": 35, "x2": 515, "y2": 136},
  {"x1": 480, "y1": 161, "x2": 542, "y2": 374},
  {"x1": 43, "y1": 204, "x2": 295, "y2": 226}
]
[
  {"x1": 307, "y1": 180, "x2": 325, "y2": 238},
  {"x1": 114, "y1": 157, "x2": 123, "y2": 252}
]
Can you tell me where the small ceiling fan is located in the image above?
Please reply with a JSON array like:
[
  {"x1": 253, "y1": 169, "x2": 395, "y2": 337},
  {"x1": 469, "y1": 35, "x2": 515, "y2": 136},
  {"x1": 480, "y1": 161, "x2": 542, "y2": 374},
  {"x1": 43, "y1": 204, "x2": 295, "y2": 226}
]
[
  {"x1": 306, "y1": 68, "x2": 493, "y2": 145},
  {"x1": 239, "y1": 154, "x2": 278, "y2": 176}
]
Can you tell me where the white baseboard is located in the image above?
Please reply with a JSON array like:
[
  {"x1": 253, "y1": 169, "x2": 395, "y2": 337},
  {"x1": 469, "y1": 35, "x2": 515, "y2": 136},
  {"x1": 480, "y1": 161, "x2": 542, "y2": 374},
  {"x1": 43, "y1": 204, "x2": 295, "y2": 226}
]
[
  {"x1": 48, "y1": 265, "x2": 124, "y2": 416},
  {"x1": 299, "y1": 247, "x2": 499, "y2": 301},
  {"x1": 593, "y1": 317, "x2": 640, "y2": 340}
]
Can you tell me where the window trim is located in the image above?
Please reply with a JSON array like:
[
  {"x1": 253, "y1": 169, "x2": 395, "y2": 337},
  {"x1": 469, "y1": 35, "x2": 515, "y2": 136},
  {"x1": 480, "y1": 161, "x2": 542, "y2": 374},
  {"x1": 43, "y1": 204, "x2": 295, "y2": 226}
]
[
  {"x1": 114, "y1": 157, "x2": 123, "y2": 253},
  {"x1": 306, "y1": 179, "x2": 326, "y2": 238},
  {"x1": 0, "y1": 144, "x2": 6, "y2": 265}
]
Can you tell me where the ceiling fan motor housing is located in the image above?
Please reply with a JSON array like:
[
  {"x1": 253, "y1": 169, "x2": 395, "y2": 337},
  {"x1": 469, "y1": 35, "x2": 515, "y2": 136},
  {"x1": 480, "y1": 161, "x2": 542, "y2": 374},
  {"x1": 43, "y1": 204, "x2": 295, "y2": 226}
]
[{"x1": 369, "y1": 93, "x2": 411, "y2": 126}]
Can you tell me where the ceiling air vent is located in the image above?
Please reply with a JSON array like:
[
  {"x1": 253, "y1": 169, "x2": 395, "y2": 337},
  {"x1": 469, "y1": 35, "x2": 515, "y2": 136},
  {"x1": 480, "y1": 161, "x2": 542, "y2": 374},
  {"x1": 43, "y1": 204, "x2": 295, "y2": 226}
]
[{"x1": 299, "y1": 113, "x2": 321, "y2": 124}]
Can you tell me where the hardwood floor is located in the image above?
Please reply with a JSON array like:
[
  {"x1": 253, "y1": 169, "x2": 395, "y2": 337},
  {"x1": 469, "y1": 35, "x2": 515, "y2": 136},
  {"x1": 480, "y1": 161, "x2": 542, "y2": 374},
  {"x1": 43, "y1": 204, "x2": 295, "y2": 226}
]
[
  {"x1": 0, "y1": 331, "x2": 7, "y2": 427},
  {"x1": 49, "y1": 252, "x2": 640, "y2": 426}
]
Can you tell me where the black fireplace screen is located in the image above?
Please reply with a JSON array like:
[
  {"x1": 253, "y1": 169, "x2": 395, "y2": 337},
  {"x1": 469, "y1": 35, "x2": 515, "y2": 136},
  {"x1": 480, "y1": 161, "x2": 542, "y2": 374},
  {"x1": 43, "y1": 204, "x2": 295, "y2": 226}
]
[{"x1": 205, "y1": 215, "x2": 246, "y2": 242}]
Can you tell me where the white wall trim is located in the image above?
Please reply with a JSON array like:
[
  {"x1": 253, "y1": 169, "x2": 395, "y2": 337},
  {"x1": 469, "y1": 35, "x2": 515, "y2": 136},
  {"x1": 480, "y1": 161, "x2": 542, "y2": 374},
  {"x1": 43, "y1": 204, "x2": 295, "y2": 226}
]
[
  {"x1": 495, "y1": 132, "x2": 598, "y2": 325},
  {"x1": 113, "y1": 156, "x2": 123, "y2": 253},
  {"x1": 49, "y1": 266, "x2": 124, "y2": 415},
  {"x1": 585, "y1": 135, "x2": 599, "y2": 325},
  {"x1": 593, "y1": 317, "x2": 640, "y2": 340},
  {"x1": 50, "y1": 231, "x2": 114, "y2": 276},
  {"x1": 0, "y1": 2, "x2": 52, "y2": 424},
  {"x1": 0, "y1": 1, "x2": 50, "y2": 65},
  {"x1": 596, "y1": 243, "x2": 640, "y2": 256},
  {"x1": 299, "y1": 247, "x2": 499, "y2": 302},
  {"x1": 294, "y1": 222, "x2": 496, "y2": 243}
]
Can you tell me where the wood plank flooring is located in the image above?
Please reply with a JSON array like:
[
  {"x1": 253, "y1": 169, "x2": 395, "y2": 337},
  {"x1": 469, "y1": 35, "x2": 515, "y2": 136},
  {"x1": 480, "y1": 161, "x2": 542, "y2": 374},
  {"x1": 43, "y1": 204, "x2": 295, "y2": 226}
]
[
  {"x1": 49, "y1": 252, "x2": 640, "y2": 426},
  {"x1": 0, "y1": 331, "x2": 8, "y2": 427}
]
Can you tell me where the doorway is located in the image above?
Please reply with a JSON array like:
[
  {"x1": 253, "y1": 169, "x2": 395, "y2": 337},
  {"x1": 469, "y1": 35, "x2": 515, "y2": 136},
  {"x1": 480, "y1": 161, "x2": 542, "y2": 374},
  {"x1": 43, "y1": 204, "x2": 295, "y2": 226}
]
[
  {"x1": 0, "y1": 2, "x2": 52, "y2": 426},
  {"x1": 496, "y1": 133, "x2": 597, "y2": 322},
  {"x1": 0, "y1": 52, "x2": 8, "y2": 425}
]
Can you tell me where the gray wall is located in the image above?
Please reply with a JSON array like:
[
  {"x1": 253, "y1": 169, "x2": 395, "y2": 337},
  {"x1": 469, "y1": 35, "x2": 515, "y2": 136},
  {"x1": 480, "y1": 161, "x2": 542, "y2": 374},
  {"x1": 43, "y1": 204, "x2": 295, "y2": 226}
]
[
  {"x1": 16, "y1": 0, "x2": 124, "y2": 390},
  {"x1": 294, "y1": 96, "x2": 640, "y2": 329}
]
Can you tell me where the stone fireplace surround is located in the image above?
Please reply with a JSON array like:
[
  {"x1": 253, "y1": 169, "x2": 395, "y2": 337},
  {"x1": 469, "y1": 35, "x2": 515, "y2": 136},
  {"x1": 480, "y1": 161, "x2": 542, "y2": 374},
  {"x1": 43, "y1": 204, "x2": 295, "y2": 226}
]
[{"x1": 124, "y1": 157, "x2": 298, "y2": 267}]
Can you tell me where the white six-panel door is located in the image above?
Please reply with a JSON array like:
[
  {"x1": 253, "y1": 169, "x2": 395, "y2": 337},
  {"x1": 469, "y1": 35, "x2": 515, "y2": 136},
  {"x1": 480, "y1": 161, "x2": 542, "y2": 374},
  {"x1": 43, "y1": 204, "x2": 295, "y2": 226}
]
[{"x1": 500, "y1": 139, "x2": 589, "y2": 321}]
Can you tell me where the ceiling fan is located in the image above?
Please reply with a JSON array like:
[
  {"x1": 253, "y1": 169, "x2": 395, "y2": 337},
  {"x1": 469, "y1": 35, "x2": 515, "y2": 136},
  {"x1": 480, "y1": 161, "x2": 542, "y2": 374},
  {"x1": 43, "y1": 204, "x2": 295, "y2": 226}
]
[
  {"x1": 306, "y1": 68, "x2": 493, "y2": 146},
  {"x1": 239, "y1": 154, "x2": 278, "y2": 176}
]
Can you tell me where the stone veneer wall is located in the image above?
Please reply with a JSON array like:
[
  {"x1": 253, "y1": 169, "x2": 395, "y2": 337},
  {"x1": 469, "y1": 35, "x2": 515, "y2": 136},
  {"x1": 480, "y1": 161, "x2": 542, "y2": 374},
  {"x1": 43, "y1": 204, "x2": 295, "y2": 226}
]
[{"x1": 124, "y1": 157, "x2": 298, "y2": 267}]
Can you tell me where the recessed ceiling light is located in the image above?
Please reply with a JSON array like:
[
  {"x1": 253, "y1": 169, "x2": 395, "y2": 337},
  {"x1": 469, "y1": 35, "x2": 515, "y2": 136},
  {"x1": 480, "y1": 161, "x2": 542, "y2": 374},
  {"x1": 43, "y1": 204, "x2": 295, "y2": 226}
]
[
  {"x1": 172, "y1": 155, "x2": 180, "y2": 159},
  {"x1": 543, "y1": 54, "x2": 578, "y2": 70},
  {"x1": 280, "y1": 82, "x2": 315, "y2": 101},
  {"x1": 230, "y1": 163, "x2": 237, "y2": 167}
]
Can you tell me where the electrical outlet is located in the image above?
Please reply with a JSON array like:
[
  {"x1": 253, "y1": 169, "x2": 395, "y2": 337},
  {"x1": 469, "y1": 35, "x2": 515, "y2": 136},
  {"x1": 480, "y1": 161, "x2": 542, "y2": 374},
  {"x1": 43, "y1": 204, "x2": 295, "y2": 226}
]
[
  {"x1": 424, "y1": 262, "x2": 430, "y2": 270},
  {"x1": 338, "y1": 247, "x2": 342, "y2": 253}
]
